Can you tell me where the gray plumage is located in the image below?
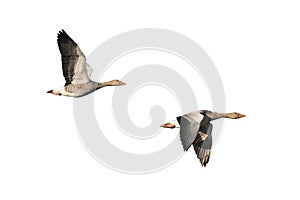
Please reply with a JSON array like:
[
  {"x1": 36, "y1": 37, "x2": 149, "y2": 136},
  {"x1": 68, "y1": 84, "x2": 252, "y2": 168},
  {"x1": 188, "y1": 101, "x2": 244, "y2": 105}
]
[
  {"x1": 177, "y1": 112, "x2": 203, "y2": 151},
  {"x1": 193, "y1": 123, "x2": 212, "y2": 167},
  {"x1": 47, "y1": 30, "x2": 126, "y2": 97},
  {"x1": 57, "y1": 29, "x2": 90, "y2": 86},
  {"x1": 161, "y1": 110, "x2": 245, "y2": 167},
  {"x1": 176, "y1": 110, "x2": 212, "y2": 166}
]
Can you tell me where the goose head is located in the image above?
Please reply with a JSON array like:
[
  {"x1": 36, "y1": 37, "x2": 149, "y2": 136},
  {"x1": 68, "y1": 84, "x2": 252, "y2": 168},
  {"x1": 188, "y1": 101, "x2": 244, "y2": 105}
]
[
  {"x1": 108, "y1": 79, "x2": 126, "y2": 86},
  {"x1": 226, "y1": 112, "x2": 246, "y2": 119}
]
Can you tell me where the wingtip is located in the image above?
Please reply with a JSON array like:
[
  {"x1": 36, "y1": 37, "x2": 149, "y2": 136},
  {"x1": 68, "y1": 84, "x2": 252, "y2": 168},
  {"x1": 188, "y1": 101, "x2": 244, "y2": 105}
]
[{"x1": 57, "y1": 29, "x2": 66, "y2": 36}]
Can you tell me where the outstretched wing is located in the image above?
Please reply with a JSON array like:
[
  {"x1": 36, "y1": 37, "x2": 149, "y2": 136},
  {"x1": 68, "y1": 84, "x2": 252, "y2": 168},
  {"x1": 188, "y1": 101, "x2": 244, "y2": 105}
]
[
  {"x1": 193, "y1": 123, "x2": 213, "y2": 167},
  {"x1": 57, "y1": 30, "x2": 90, "y2": 86},
  {"x1": 177, "y1": 112, "x2": 203, "y2": 151}
]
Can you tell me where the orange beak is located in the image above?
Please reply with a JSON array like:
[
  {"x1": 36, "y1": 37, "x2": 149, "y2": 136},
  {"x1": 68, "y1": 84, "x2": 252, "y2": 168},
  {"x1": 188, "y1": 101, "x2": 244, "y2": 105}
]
[
  {"x1": 160, "y1": 123, "x2": 176, "y2": 129},
  {"x1": 119, "y1": 81, "x2": 126, "y2": 86},
  {"x1": 238, "y1": 113, "x2": 246, "y2": 118}
]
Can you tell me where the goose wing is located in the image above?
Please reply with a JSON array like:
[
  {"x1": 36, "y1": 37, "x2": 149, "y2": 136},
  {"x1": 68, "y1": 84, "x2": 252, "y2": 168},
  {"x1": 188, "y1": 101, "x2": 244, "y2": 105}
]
[
  {"x1": 193, "y1": 123, "x2": 213, "y2": 167},
  {"x1": 86, "y1": 63, "x2": 93, "y2": 78},
  {"x1": 57, "y1": 30, "x2": 90, "y2": 86},
  {"x1": 177, "y1": 111, "x2": 204, "y2": 151}
]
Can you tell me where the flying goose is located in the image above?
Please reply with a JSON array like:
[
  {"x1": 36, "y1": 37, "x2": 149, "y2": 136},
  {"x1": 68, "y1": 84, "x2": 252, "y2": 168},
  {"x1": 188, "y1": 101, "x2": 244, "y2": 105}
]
[
  {"x1": 47, "y1": 30, "x2": 126, "y2": 97},
  {"x1": 161, "y1": 110, "x2": 245, "y2": 166}
]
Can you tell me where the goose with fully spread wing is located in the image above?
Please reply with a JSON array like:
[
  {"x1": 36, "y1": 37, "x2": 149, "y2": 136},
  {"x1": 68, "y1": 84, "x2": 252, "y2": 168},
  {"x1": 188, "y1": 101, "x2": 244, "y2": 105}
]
[
  {"x1": 47, "y1": 30, "x2": 126, "y2": 97},
  {"x1": 161, "y1": 110, "x2": 245, "y2": 166}
]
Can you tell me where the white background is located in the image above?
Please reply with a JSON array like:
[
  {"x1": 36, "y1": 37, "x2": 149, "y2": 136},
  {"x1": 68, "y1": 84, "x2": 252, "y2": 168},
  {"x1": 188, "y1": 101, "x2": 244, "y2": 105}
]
[{"x1": 1, "y1": 0, "x2": 300, "y2": 199}]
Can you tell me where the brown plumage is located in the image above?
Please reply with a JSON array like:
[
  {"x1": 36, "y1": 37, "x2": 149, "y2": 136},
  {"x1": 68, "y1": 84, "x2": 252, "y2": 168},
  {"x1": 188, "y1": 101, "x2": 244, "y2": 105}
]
[{"x1": 47, "y1": 29, "x2": 126, "y2": 97}]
